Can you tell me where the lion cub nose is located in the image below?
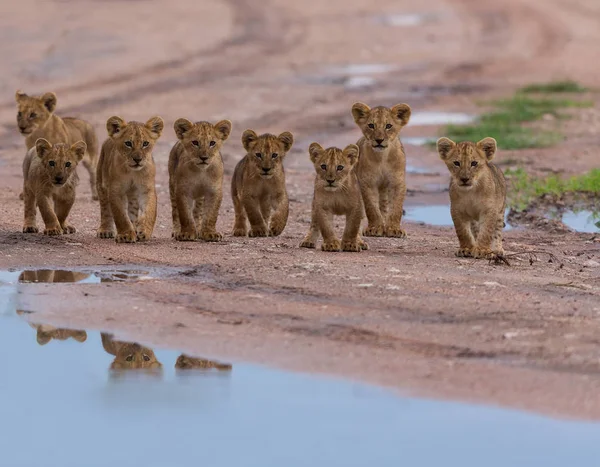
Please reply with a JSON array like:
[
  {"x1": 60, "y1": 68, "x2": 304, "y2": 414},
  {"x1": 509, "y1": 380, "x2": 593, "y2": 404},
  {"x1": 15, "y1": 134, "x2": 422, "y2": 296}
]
[
  {"x1": 54, "y1": 175, "x2": 64, "y2": 183},
  {"x1": 327, "y1": 179, "x2": 335, "y2": 185},
  {"x1": 133, "y1": 156, "x2": 142, "y2": 164},
  {"x1": 375, "y1": 138, "x2": 384, "y2": 144},
  {"x1": 460, "y1": 177, "x2": 470, "y2": 184},
  {"x1": 262, "y1": 167, "x2": 271, "y2": 173}
]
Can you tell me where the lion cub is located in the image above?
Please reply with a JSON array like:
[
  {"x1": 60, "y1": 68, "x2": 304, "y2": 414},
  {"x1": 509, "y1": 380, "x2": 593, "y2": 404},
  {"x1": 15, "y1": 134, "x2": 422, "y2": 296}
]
[
  {"x1": 169, "y1": 118, "x2": 232, "y2": 241},
  {"x1": 175, "y1": 354, "x2": 233, "y2": 371},
  {"x1": 300, "y1": 143, "x2": 367, "y2": 252},
  {"x1": 15, "y1": 90, "x2": 99, "y2": 200},
  {"x1": 22, "y1": 138, "x2": 86, "y2": 235},
  {"x1": 351, "y1": 102, "x2": 411, "y2": 238},
  {"x1": 96, "y1": 116, "x2": 163, "y2": 243},
  {"x1": 437, "y1": 137, "x2": 507, "y2": 259},
  {"x1": 231, "y1": 129, "x2": 294, "y2": 237},
  {"x1": 101, "y1": 333, "x2": 163, "y2": 371}
]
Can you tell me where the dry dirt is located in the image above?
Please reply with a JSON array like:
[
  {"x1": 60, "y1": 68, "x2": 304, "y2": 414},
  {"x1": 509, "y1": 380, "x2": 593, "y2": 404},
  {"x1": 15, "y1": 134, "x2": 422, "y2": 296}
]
[{"x1": 1, "y1": 0, "x2": 600, "y2": 420}]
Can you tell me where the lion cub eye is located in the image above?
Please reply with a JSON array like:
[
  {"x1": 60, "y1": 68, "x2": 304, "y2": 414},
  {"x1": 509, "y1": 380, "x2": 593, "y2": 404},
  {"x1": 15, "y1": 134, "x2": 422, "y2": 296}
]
[
  {"x1": 17, "y1": 111, "x2": 22, "y2": 118},
  {"x1": 65, "y1": 162, "x2": 72, "y2": 168},
  {"x1": 453, "y1": 161, "x2": 460, "y2": 167},
  {"x1": 385, "y1": 123, "x2": 392, "y2": 129},
  {"x1": 49, "y1": 161, "x2": 56, "y2": 167},
  {"x1": 368, "y1": 123, "x2": 375, "y2": 129},
  {"x1": 471, "y1": 161, "x2": 478, "y2": 167},
  {"x1": 124, "y1": 141, "x2": 133, "y2": 148},
  {"x1": 209, "y1": 141, "x2": 216, "y2": 147},
  {"x1": 142, "y1": 141, "x2": 150, "y2": 148},
  {"x1": 255, "y1": 153, "x2": 263, "y2": 159},
  {"x1": 337, "y1": 165, "x2": 344, "y2": 171},
  {"x1": 143, "y1": 354, "x2": 151, "y2": 362},
  {"x1": 29, "y1": 113, "x2": 37, "y2": 119},
  {"x1": 320, "y1": 164, "x2": 327, "y2": 170},
  {"x1": 125, "y1": 355, "x2": 134, "y2": 362},
  {"x1": 271, "y1": 153, "x2": 278, "y2": 159},
  {"x1": 192, "y1": 140, "x2": 199, "y2": 147}
]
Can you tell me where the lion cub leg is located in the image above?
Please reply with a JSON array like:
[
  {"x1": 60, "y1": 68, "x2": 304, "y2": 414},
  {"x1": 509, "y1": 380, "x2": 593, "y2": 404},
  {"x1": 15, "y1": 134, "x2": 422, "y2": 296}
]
[
  {"x1": 232, "y1": 196, "x2": 248, "y2": 237},
  {"x1": 472, "y1": 212, "x2": 500, "y2": 259},
  {"x1": 198, "y1": 189, "x2": 223, "y2": 242},
  {"x1": 110, "y1": 192, "x2": 137, "y2": 243},
  {"x1": 451, "y1": 208, "x2": 475, "y2": 257},
  {"x1": 317, "y1": 210, "x2": 340, "y2": 252},
  {"x1": 54, "y1": 191, "x2": 77, "y2": 234},
  {"x1": 37, "y1": 194, "x2": 63, "y2": 236},
  {"x1": 300, "y1": 210, "x2": 320, "y2": 249},
  {"x1": 385, "y1": 181, "x2": 407, "y2": 238},
  {"x1": 492, "y1": 213, "x2": 505, "y2": 256},
  {"x1": 269, "y1": 194, "x2": 289, "y2": 237},
  {"x1": 81, "y1": 157, "x2": 98, "y2": 201},
  {"x1": 192, "y1": 198, "x2": 203, "y2": 237},
  {"x1": 244, "y1": 197, "x2": 268, "y2": 237},
  {"x1": 341, "y1": 206, "x2": 364, "y2": 253},
  {"x1": 97, "y1": 184, "x2": 115, "y2": 238},
  {"x1": 22, "y1": 186, "x2": 39, "y2": 233},
  {"x1": 133, "y1": 188, "x2": 157, "y2": 242},
  {"x1": 174, "y1": 189, "x2": 197, "y2": 241},
  {"x1": 360, "y1": 182, "x2": 385, "y2": 237}
]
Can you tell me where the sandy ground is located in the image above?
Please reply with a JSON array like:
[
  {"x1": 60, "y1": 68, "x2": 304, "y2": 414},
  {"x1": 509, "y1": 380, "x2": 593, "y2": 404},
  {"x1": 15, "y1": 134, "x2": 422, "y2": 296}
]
[{"x1": 1, "y1": 0, "x2": 600, "y2": 419}]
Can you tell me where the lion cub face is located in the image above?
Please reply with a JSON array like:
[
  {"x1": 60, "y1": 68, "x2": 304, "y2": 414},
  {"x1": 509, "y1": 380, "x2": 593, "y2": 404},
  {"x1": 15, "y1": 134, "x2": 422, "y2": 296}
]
[
  {"x1": 15, "y1": 91, "x2": 56, "y2": 135},
  {"x1": 242, "y1": 130, "x2": 294, "y2": 179},
  {"x1": 35, "y1": 138, "x2": 86, "y2": 186},
  {"x1": 351, "y1": 102, "x2": 411, "y2": 151},
  {"x1": 111, "y1": 343, "x2": 162, "y2": 370},
  {"x1": 174, "y1": 118, "x2": 231, "y2": 167},
  {"x1": 437, "y1": 137, "x2": 497, "y2": 189},
  {"x1": 309, "y1": 143, "x2": 359, "y2": 192},
  {"x1": 106, "y1": 116, "x2": 164, "y2": 170}
]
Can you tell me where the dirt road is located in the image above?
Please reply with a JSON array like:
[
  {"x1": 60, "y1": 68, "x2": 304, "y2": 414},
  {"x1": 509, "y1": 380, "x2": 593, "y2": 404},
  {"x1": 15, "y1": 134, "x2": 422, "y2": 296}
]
[{"x1": 1, "y1": 0, "x2": 599, "y2": 419}]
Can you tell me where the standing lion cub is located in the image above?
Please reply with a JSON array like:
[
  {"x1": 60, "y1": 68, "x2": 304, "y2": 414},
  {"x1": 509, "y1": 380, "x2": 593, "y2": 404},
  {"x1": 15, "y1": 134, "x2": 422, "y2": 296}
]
[
  {"x1": 15, "y1": 90, "x2": 99, "y2": 200},
  {"x1": 351, "y1": 102, "x2": 411, "y2": 238},
  {"x1": 96, "y1": 116, "x2": 163, "y2": 243},
  {"x1": 22, "y1": 138, "x2": 86, "y2": 235},
  {"x1": 300, "y1": 143, "x2": 367, "y2": 252},
  {"x1": 169, "y1": 118, "x2": 232, "y2": 241},
  {"x1": 231, "y1": 129, "x2": 294, "y2": 237},
  {"x1": 437, "y1": 137, "x2": 507, "y2": 259}
]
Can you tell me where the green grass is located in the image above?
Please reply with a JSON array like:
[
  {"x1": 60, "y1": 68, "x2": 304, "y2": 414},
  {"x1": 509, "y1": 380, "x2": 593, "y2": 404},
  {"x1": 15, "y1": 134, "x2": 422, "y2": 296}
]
[
  {"x1": 519, "y1": 80, "x2": 588, "y2": 94},
  {"x1": 437, "y1": 90, "x2": 593, "y2": 150},
  {"x1": 504, "y1": 167, "x2": 600, "y2": 211}
]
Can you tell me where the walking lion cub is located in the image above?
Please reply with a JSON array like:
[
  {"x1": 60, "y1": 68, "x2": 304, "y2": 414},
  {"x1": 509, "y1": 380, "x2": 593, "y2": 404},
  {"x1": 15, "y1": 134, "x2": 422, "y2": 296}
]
[
  {"x1": 437, "y1": 137, "x2": 506, "y2": 259},
  {"x1": 300, "y1": 143, "x2": 367, "y2": 252}
]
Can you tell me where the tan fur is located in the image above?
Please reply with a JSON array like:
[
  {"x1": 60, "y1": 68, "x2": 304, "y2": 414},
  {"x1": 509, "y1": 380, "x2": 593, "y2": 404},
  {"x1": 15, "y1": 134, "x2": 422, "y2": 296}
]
[
  {"x1": 101, "y1": 333, "x2": 162, "y2": 370},
  {"x1": 231, "y1": 130, "x2": 294, "y2": 237},
  {"x1": 15, "y1": 90, "x2": 99, "y2": 200},
  {"x1": 351, "y1": 102, "x2": 411, "y2": 237},
  {"x1": 22, "y1": 139, "x2": 86, "y2": 235},
  {"x1": 175, "y1": 354, "x2": 233, "y2": 370},
  {"x1": 16, "y1": 310, "x2": 87, "y2": 345},
  {"x1": 96, "y1": 116, "x2": 163, "y2": 243},
  {"x1": 169, "y1": 118, "x2": 231, "y2": 241},
  {"x1": 300, "y1": 143, "x2": 368, "y2": 252},
  {"x1": 18, "y1": 269, "x2": 92, "y2": 283},
  {"x1": 437, "y1": 137, "x2": 507, "y2": 259}
]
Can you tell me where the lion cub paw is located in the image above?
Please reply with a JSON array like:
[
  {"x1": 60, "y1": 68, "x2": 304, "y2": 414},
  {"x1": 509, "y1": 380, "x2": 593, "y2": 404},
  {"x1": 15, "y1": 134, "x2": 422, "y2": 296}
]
[
  {"x1": 44, "y1": 226, "x2": 63, "y2": 236},
  {"x1": 363, "y1": 225, "x2": 385, "y2": 237},
  {"x1": 232, "y1": 227, "x2": 248, "y2": 237},
  {"x1": 269, "y1": 225, "x2": 284, "y2": 237},
  {"x1": 23, "y1": 226, "x2": 39, "y2": 234},
  {"x1": 61, "y1": 224, "x2": 77, "y2": 234},
  {"x1": 116, "y1": 231, "x2": 137, "y2": 243},
  {"x1": 175, "y1": 230, "x2": 197, "y2": 242},
  {"x1": 359, "y1": 240, "x2": 369, "y2": 250},
  {"x1": 322, "y1": 239, "x2": 341, "y2": 252},
  {"x1": 97, "y1": 230, "x2": 115, "y2": 239},
  {"x1": 385, "y1": 226, "x2": 407, "y2": 238},
  {"x1": 136, "y1": 230, "x2": 152, "y2": 242},
  {"x1": 249, "y1": 227, "x2": 268, "y2": 238},
  {"x1": 472, "y1": 247, "x2": 495, "y2": 259},
  {"x1": 456, "y1": 248, "x2": 473, "y2": 258},
  {"x1": 299, "y1": 238, "x2": 316, "y2": 249},
  {"x1": 342, "y1": 240, "x2": 362, "y2": 252},
  {"x1": 200, "y1": 230, "x2": 223, "y2": 242}
]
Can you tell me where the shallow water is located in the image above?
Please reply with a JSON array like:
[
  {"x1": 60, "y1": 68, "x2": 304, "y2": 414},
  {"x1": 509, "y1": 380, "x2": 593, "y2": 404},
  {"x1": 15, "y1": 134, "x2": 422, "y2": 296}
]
[
  {"x1": 405, "y1": 205, "x2": 514, "y2": 230},
  {"x1": 560, "y1": 210, "x2": 599, "y2": 233},
  {"x1": 1, "y1": 272, "x2": 600, "y2": 466}
]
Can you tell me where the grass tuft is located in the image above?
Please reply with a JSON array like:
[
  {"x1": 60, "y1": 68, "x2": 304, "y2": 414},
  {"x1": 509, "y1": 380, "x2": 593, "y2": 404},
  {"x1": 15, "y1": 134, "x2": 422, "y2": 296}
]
[{"x1": 519, "y1": 80, "x2": 588, "y2": 94}]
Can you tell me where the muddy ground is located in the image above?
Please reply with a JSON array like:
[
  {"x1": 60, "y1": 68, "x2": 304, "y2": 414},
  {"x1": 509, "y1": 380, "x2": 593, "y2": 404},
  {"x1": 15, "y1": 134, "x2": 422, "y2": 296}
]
[{"x1": 1, "y1": 0, "x2": 600, "y2": 419}]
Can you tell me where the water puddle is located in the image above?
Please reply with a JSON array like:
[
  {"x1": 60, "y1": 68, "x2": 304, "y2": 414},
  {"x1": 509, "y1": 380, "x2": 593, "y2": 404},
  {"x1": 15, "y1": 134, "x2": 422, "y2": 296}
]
[
  {"x1": 410, "y1": 112, "x2": 475, "y2": 126},
  {"x1": 405, "y1": 205, "x2": 513, "y2": 230},
  {"x1": 1, "y1": 273, "x2": 600, "y2": 465},
  {"x1": 556, "y1": 210, "x2": 599, "y2": 233},
  {"x1": 508, "y1": 207, "x2": 600, "y2": 233}
]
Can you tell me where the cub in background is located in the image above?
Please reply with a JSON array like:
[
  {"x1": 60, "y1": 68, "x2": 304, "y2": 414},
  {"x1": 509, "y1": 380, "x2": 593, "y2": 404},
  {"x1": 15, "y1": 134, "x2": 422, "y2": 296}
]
[
  {"x1": 96, "y1": 116, "x2": 163, "y2": 243},
  {"x1": 22, "y1": 138, "x2": 86, "y2": 236},
  {"x1": 169, "y1": 118, "x2": 232, "y2": 242},
  {"x1": 231, "y1": 129, "x2": 294, "y2": 237},
  {"x1": 300, "y1": 143, "x2": 367, "y2": 252},
  {"x1": 15, "y1": 90, "x2": 99, "y2": 200},
  {"x1": 351, "y1": 102, "x2": 411, "y2": 238},
  {"x1": 437, "y1": 137, "x2": 506, "y2": 259}
]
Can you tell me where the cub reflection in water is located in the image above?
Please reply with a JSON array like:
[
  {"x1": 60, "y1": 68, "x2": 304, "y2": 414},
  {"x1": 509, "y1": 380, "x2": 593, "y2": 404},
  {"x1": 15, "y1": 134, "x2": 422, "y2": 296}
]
[
  {"x1": 18, "y1": 269, "x2": 92, "y2": 283},
  {"x1": 17, "y1": 311, "x2": 87, "y2": 345},
  {"x1": 101, "y1": 332, "x2": 163, "y2": 372},
  {"x1": 175, "y1": 354, "x2": 232, "y2": 371}
]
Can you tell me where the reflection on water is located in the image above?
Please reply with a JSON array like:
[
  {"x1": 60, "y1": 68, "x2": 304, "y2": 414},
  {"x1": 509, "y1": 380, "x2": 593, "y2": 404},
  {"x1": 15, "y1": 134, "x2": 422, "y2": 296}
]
[{"x1": 17, "y1": 310, "x2": 88, "y2": 345}]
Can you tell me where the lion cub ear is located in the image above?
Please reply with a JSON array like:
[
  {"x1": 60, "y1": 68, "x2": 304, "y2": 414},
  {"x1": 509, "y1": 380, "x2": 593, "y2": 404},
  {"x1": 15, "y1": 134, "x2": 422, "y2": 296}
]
[
  {"x1": 72, "y1": 331, "x2": 88, "y2": 343},
  {"x1": 145, "y1": 116, "x2": 164, "y2": 139},
  {"x1": 106, "y1": 116, "x2": 126, "y2": 137},
  {"x1": 41, "y1": 92, "x2": 57, "y2": 113},
  {"x1": 71, "y1": 141, "x2": 87, "y2": 162},
  {"x1": 15, "y1": 90, "x2": 27, "y2": 102},
  {"x1": 351, "y1": 102, "x2": 371, "y2": 124},
  {"x1": 343, "y1": 144, "x2": 360, "y2": 165},
  {"x1": 36, "y1": 330, "x2": 52, "y2": 346},
  {"x1": 215, "y1": 120, "x2": 232, "y2": 141},
  {"x1": 35, "y1": 138, "x2": 52, "y2": 159},
  {"x1": 242, "y1": 129, "x2": 258, "y2": 151},
  {"x1": 477, "y1": 137, "x2": 497, "y2": 161},
  {"x1": 436, "y1": 137, "x2": 456, "y2": 161},
  {"x1": 174, "y1": 118, "x2": 193, "y2": 140},
  {"x1": 308, "y1": 142, "x2": 324, "y2": 163},
  {"x1": 278, "y1": 131, "x2": 294, "y2": 153},
  {"x1": 391, "y1": 103, "x2": 411, "y2": 127}
]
